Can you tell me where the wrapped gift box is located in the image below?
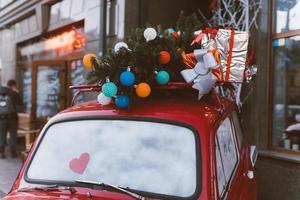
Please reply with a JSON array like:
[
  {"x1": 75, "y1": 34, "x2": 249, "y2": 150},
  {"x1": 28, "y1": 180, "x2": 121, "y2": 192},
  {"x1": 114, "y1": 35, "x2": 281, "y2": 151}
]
[{"x1": 215, "y1": 29, "x2": 249, "y2": 83}]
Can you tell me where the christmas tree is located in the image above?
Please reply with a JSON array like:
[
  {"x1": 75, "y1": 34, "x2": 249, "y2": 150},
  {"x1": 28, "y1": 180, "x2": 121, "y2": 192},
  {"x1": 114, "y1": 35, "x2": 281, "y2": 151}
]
[{"x1": 86, "y1": 12, "x2": 204, "y2": 85}]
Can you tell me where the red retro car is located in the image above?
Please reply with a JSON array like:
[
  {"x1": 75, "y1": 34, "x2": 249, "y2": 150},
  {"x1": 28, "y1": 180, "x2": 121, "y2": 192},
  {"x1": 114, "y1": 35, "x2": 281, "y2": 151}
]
[{"x1": 4, "y1": 87, "x2": 257, "y2": 200}]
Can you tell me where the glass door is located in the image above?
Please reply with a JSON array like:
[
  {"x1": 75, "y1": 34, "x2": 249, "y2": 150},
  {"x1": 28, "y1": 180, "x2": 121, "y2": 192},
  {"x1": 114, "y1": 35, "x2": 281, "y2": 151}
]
[{"x1": 32, "y1": 60, "x2": 67, "y2": 128}]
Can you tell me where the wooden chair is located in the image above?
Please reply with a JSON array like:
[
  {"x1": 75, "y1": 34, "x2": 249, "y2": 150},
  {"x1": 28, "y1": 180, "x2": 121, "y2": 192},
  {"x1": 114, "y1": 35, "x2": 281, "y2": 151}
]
[{"x1": 17, "y1": 113, "x2": 39, "y2": 151}]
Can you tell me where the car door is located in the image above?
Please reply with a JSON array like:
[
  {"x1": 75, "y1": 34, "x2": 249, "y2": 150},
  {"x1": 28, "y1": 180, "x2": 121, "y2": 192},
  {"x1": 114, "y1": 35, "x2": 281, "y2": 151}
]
[
  {"x1": 214, "y1": 112, "x2": 257, "y2": 200},
  {"x1": 226, "y1": 111, "x2": 257, "y2": 200}
]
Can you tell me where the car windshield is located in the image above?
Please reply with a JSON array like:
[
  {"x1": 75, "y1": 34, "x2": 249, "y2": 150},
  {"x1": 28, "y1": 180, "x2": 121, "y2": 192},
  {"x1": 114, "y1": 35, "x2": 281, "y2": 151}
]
[{"x1": 26, "y1": 119, "x2": 199, "y2": 198}]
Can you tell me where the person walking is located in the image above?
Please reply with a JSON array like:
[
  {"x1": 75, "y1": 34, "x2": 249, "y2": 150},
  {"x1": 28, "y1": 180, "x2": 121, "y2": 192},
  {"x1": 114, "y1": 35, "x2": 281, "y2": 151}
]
[{"x1": 0, "y1": 80, "x2": 23, "y2": 158}]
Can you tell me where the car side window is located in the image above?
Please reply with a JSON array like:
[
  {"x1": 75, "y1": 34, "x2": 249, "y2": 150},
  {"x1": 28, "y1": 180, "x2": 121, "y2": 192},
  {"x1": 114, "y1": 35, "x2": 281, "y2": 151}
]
[
  {"x1": 215, "y1": 117, "x2": 239, "y2": 197},
  {"x1": 232, "y1": 111, "x2": 243, "y2": 150}
]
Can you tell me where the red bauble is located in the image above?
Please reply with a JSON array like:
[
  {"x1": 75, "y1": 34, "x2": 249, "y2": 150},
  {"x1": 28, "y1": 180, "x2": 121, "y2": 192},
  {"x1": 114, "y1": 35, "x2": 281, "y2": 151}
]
[{"x1": 158, "y1": 51, "x2": 171, "y2": 65}]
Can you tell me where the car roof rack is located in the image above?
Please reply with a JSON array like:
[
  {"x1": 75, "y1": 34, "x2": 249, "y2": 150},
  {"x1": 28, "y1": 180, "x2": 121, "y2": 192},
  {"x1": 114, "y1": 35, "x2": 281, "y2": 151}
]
[
  {"x1": 69, "y1": 84, "x2": 101, "y2": 106},
  {"x1": 69, "y1": 82, "x2": 193, "y2": 106},
  {"x1": 69, "y1": 82, "x2": 226, "y2": 113}
]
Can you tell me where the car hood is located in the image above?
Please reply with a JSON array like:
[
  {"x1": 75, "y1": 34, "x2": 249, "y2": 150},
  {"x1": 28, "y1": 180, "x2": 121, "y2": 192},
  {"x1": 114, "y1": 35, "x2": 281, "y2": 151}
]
[{"x1": 4, "y1": 189, "x2": 145, "y2": 200}]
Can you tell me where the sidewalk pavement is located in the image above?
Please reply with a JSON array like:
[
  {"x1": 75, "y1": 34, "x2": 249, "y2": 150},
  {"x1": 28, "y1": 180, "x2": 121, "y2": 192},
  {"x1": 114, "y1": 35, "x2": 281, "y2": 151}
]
[{"x1": 0, "y1": 158, "x2": 22, "y2": 199}]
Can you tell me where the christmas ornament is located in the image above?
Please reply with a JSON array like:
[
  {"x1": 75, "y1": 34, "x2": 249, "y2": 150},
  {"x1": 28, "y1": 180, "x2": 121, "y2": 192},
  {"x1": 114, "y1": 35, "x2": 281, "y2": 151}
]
[
  {"x1": 114, "y1": 42, "x2": 129, "y2": 52},
  {"x1": 156, "y1": 70, "x2": 170, "y2": 85},
  {"x1": 102, "y1": 82, "x2": 118, "y2": 97},
  {"x1": 158, "y1": 51, "x2": 171, "y2": 65},
  {"x1": 167, "y1": 28, "x2": 175, "y2": 35},
  {"x1": 167, "y1": 28, "x2": 180, "y2": 40},
  {"x1": 83, "y1": 53, "x2": 97, "y2": 69},
  {"x1": 144, "y1": 28, "x2": 157, "y2": 41},
  {"x1": 119, "y1": 69, "x2": 135, "y2": 87},
  {"x1": 135, "y1": 83, "x2": 151, "y2": 98},
  {"x1": 115, "y1": 95, "x2": 129, "y2": 109},
  {"x1": 97, "y1": 92, "x2": 112, "y2": 105}
]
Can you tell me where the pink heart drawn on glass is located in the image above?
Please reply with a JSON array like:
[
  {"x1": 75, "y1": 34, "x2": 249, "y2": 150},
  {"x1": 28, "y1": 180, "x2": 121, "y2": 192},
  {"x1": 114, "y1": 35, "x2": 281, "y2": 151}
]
[{"x1": 69, "y1": 153, "x2": 90, "y2": 174}]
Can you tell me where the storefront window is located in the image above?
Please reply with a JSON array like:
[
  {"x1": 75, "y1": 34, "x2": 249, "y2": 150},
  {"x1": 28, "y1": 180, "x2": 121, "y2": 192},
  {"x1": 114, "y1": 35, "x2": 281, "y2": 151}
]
[
  {"x1": 275, "y1": 0, "x2": 300, "y2": 33},
  {"x1": 36, "y1": 66, "x2": 61, "y2": 118},
  {"x1": 272, "y1": 0, "x2": 300, "y2": 153},
  {"x1": 272, "y1": 35, "x2": 300, "y2": 151},
  {"x1": 22, "y1": 68, "x2": 32, "y2": 113}
]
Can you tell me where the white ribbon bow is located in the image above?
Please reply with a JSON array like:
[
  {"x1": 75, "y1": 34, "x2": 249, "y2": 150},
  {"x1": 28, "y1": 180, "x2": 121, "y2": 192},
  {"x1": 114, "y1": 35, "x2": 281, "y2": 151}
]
[{"x1": 180, "y1": 49, "x2": 219, "y2": 100}]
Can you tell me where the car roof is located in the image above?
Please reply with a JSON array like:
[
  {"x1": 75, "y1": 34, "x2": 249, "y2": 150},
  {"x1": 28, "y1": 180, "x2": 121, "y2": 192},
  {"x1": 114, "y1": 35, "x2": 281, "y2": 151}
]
[{"x1": 52, "y1": 89, "x2": 234, "y2": 127}]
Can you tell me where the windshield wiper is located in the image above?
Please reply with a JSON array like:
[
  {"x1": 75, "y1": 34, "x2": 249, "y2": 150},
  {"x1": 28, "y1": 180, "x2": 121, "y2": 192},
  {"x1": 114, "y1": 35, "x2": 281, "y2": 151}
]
[
  {"x1": 18, "y1": 184, "x2": 77, "y2": 194},
  {"x1": 75, "y1": 180, "x2": 145, "y2": 200}
]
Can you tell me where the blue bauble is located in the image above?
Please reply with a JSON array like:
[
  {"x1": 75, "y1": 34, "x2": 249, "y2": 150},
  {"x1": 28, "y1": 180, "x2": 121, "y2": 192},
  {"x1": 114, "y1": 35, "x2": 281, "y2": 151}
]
[
  {"x1": 115, "y1": 95, "x2": 129, "y2": 109},
  {"x1": 156, "y1": 70, "x2": 170, "y2": 85},
  {"x1": 167, "y1": 28, "x2": 175, "y2": 35},
  {"x1": 119, "y1": 71, "x2": 135, "y2": 86},
  {"x1": 102, "y1": 82, "x2": 118, "y2": 97}
]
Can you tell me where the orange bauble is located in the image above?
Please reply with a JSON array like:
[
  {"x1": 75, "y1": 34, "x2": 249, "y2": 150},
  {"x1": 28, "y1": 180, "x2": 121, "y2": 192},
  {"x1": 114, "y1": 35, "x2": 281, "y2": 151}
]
[
  {"x1": 135, "y1": 83, "x2": 151, "y2": 98},
  {"x1": 83, "y1": 53, "x2": 97, "y2": 69},
  {"x1": 158, "y1": 51, "x2": 171, "y2": 65}
]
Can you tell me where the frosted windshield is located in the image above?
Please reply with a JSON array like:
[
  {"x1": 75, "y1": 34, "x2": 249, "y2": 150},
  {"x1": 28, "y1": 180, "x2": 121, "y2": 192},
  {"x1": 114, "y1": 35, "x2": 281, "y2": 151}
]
[{"x1": 27, "y1": 120, "x2": 198, "y2": 198}]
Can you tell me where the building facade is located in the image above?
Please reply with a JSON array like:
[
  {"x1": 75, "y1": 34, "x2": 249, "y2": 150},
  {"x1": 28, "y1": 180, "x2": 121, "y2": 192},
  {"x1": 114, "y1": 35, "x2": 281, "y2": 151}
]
[
  {"x1": 251, "y1": 1, "x2": 300, "y2": 200},
  {"x1": 1, "y1": 0, "x2": 300, "y2": 200},
  {"x1": 0, "y1": 0, "x2": 128, "y2": 127}
]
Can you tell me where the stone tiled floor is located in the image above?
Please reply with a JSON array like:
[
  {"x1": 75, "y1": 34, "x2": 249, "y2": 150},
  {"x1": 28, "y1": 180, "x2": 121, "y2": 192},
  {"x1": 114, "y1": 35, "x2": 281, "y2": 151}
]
[{"x1": 0, "y1": 157, "x2": 22, "y2": 199}]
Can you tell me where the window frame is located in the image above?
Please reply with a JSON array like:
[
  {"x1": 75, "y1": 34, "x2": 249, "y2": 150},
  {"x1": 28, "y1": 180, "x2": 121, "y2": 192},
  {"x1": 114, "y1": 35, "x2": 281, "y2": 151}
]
[
  {"x1": 24, "y1": 116, "x2": 202, "y2": 200},
  {"x1": 268, "y1": 0, "x2": 300, "y2": 154},
  {"x1": 214, "y1": 116, "x2": 240, "y2": 199}
]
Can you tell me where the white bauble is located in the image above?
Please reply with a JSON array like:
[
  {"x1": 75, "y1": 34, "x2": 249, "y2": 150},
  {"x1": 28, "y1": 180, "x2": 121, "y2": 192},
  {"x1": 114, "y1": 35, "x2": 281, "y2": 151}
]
[
  {"x1": 97, "y1": 92, "x2": 112, "y2": 105},
  {"x1": 114, "y1": 42, "x2": 129, "y2": 52},
  {"x1": 143, "y1": 28, "x2": 157, "y2": 41}
]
